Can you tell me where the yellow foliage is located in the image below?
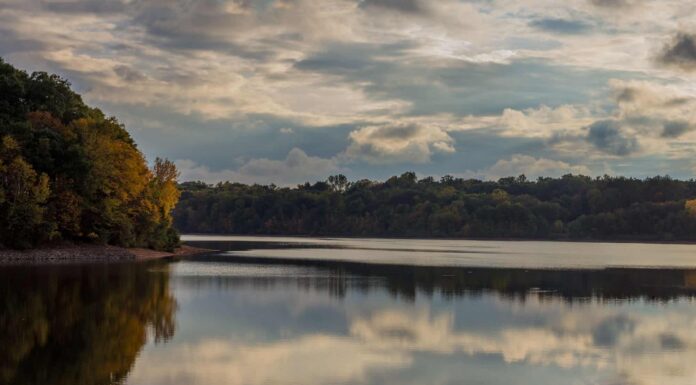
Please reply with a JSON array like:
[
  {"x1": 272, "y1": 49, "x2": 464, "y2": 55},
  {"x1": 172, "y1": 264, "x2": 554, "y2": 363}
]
[
  {"x1": 492, "y1": 189, "x2": 510, "y2": 204},
  {"x1": 158, "y1": 181, "x2": 180, "y2": 218},
  {"x1": 76, "y1": 118, "x2": 150, "y2": 202},
  {"x1": 685, "y1": 199, "x2": 696, "y2": 217}
]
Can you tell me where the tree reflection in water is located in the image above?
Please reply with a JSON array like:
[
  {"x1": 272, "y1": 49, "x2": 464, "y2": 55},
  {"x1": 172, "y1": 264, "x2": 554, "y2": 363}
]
[
  {"x1": 0, "y1": 262, "x2": 176, "y2": 385},
  {"x1": 186, "y1": 254, "x2": 696, "y2": 302},
  {"x1": 3, "y1": 253, "x2": 696, "y2": 385}
]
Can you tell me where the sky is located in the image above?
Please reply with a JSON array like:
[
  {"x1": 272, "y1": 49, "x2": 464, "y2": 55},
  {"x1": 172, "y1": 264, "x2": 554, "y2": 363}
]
[{"x1": 1, "y1": 0, "x2": 695, "y2": 184}]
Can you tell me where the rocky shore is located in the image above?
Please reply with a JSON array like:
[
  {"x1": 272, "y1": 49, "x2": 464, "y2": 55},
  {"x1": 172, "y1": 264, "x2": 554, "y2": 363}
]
[{"x1": 0, "y1": 244, "x2": 213, "y2": 264}]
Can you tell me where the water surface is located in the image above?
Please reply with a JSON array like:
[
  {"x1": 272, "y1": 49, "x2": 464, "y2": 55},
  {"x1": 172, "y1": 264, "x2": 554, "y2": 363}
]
[
  {"x1": 3, "y1": 236, "x2": 696, "y2": 385},
  {"x1": 183, "y1": 235, "x2": 696, "y2": 269}
]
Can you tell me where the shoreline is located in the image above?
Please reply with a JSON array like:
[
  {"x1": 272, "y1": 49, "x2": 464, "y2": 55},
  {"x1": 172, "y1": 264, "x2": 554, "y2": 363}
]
[
  {"x1": 181, "y1": 233, "x2": 696, "y2": 246},
  {"x1": 0, "y1": 244, "x2": 214, "y2": 265},
  {"x1": 128, "y1": 245, "x2": 215, "y2": 261}
]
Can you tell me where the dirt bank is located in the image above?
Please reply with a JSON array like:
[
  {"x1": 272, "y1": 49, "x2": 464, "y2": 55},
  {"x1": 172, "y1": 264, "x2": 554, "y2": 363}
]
[
  {"x1": 0, "y1": 244, "x2": 214, "y2": 264},
  {"x1": 128, "y1": 245, "x2": 214, "y2": 261}
]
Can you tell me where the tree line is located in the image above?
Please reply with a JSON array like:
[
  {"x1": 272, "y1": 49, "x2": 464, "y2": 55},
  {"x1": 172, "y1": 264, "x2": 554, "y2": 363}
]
[
  {"x1": 0, "y1": 58, "x2": 180, "y2": 250},
  {"x1": 174, "y1": 172, "x2": 696, "y2": 241}
]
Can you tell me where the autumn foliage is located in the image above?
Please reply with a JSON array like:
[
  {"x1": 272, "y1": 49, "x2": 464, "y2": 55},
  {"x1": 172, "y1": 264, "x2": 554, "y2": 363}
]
[{"x1": 0, "y1": 58, "x2": 179, "y2": 250}]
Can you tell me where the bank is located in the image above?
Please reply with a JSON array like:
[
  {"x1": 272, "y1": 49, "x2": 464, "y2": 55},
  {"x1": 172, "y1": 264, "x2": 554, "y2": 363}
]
[{"x1": 0, "y1": 244, "x2": 213, "y2": 264}]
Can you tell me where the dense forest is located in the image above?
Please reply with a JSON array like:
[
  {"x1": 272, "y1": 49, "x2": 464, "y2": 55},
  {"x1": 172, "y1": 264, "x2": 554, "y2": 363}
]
[
  {"x1": 0, "y1": 58, "x2": 180, "y2": 250},
  {"x1": 174, "y1": 173, "x2": 696, "y2": 241}
]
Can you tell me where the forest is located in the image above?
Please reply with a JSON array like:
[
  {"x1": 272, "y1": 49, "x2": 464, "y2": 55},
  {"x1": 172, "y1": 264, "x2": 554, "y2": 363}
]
[
  {"x1": 0, "y1": 58, "x2": 180, "y2": 250},
  {"x1": 174, "y1": 173, "x2": 696, "y2": 241}
]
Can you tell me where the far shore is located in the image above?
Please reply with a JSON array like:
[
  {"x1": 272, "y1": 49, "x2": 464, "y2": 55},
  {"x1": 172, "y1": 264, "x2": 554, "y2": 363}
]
[{"x1": 0, "y1": 244, "x2": 214, "y2": 265}]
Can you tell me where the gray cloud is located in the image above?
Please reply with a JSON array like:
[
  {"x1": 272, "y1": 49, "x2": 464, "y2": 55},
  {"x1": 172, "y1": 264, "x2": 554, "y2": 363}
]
[
  {"x1": 589, "y1": 0, "x2": 635, "y2": 8},
  {"x1": 658, "y1": 33, "x2": 696, "y2": 71},
  {"x1": 113, "y1": 65, "x2": 147, "y2": 82},
  {"x1": 592, "y1": 314, "x2": 636, "y2": 346},
  {"x1": 345, "y1": 123, "x2": 454, "y2": 164},
  {"x1": 366, "y1": 124, "x2": 422, "y2": 139},
  {"x1": 295, "y1": 42, "x2": 400, "y2": 74},
  {"x1": 586, "y1": 119, "x2": 639, "y2": 156},
  {"x1": 659, "y1": 333, "x2": 686, "y2": 350},
  {"x1": 359, "y1": 0, "x2": 427, "y2": 14},
  {"x1": 529, "y1": 18, "x2": 593, "y2": 35},
  {"x1": 662, "y1": 120, "x2": 694, "y2": 138},
  {"x1": 296, "y1": 43, "x2": 622, "y2": 117},
  {"x1": 0, "y1": 26, "x2": 48, "y2": 55},
  {"x1": 41, "y1": 0, "x2": 128, "y2": 14},
  {"x1": 608, "y1": 81, "x2": 696, "y2": 140},
  {"x1": 2, "y1": 0, "x2": 695, "y2": 180},
  {"x1": 614, "y1": 86, "x2": 638, "y2": 103}
]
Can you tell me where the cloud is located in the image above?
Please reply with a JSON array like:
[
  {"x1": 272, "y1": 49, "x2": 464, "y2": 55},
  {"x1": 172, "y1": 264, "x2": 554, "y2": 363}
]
[
  {"x1": 0, "y1": 27, "x2": 47, "y2": 55},
  {"x1": 469, "y1": 79, "x2": 696, "y2": 159},
  {"x1": 662, "y1": 120, "x2": 694, "y2": 138},
  {"x1": 350, "y1": 306, "x2": 696, "y2": 385},
  {"x1": 528, "y1": 18, "x2": 593, "y2": 35},
  {"x1": 609, "y1": 79, "x2": 696, "y2": 141},
  {"x1": 589, "y1": 0, "x2": 636, "y2": 8},
  {"x1": 295, "y1": 46, "x2": 619, "y2": 117},
  {"x1": 585, "y1": 119, "x2": 639, "y2": 156},
  {"x1": 41, "y1": 0, "x2": 128, "y2": 14},
  {"x1": 658, "y1": 33, "x2": 696, "y2": 71},
  {"x1": 344, "y1": 123, "x2": 455, "y2": 164},
  {"x1": 2, "y1": 0, "x2": 696, "y2": 180},
  {"x1": 359, "y1": 0, "x2": 427, "y2": 14},
  {"x1": 463, "y1": 154, "x2": 591, "y2": 180},
  {"x1": 495, "y1": 105, "x2": 594, "y2": 138},
  {"x1": 127, "y1": 335, "x2": 410, "y2": 385},
  {"x1": 176, "y1": 148, "x2": 339, "y2": 185},
  {"x1": 127, "y1": 303, "x2": 696, "y2": 385},
  {"x1": 113, "y1": 65, "x2": 146, "y2": 82}
]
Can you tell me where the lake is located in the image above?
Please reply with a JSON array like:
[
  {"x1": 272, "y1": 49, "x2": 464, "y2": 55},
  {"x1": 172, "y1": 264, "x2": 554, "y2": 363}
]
[{"x1": 3, "y1": 236, "x2": 696, "y2": 385}]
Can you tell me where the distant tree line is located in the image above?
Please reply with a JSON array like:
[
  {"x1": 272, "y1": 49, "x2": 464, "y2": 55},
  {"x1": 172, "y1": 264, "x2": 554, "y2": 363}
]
[
  {"x1": 174, "y1": 172, "x2": 696, "y2": 241},
  {"x1": 0, "y1": 58, "x2": 180, "y2": 250}
]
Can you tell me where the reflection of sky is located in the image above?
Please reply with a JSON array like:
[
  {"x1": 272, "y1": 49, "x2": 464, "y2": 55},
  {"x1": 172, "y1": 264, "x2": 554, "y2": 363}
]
[{"x1": 128, "y1": 262, "x2": 696, "y2": 385}]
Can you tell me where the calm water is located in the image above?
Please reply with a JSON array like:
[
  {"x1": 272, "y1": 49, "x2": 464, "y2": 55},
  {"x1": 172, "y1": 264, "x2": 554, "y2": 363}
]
[{"x1": 4, "y1": 237, "x2": 696, "y2": 385}]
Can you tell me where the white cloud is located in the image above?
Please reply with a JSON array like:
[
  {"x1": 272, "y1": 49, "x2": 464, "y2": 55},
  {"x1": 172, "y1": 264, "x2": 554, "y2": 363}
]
[
  {"x1": 459, "y1": 78, "x2": 696, "y2": 159},
  {"x1": 344, "y1": 123, "x2": 455, "y2": 164},
  {"x1": 463, "y1": 154, "x2": 592, "y2": 180},
  {"x1": 3, "y1": 0, "x2": 696, "y2": 177},
  {"x1": 127, "y1": 303, "x2": 696, "y2": 385},
  {"x1": 610, "y1": 79, "x2": 696, "y2": 127},
  {"x1": 176, "y1": 148, "x2": 339, "y2": 185},
  {"x1": 127, "y1": 335, "x2": 410, "y2": 385},
  {"x1": 496, "y1": 104, "x2": 594, "y2": 138}
]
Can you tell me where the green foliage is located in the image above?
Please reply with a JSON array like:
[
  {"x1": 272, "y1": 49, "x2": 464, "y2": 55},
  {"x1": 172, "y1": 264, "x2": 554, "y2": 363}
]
[
  {"x1": 0, "y1": 58, "x2": 180, "y2": 250},
  {"x1": 0, "y1": 141, "x2": 51, "y2": 248},
  {"x1": 174, "y1": 172, "x2": 696, "y2": 241}
]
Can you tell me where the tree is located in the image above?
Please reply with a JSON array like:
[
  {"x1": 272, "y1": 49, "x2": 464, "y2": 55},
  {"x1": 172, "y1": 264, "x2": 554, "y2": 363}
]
[
  {"x1": 327, "y1": 174, "x2": 349, "y2": 192},
  {"x1": 173, "y1": 171, "x2": 696, "y2": 242},
  {"x1": 0, "y1": 58, "x2": 180, "y2": 250},
  {"x1": 138, "y1": 158, "x2": 181, "y2": 251},
  {"x1": 0, "y1": 136, "x2": 51, "y2": 248}
]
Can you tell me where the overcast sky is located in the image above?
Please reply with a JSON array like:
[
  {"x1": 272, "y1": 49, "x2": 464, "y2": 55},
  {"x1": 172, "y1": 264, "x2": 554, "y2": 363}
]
[{"x1": 2, "y1": 0, "x2": 695, "y2": 184}]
